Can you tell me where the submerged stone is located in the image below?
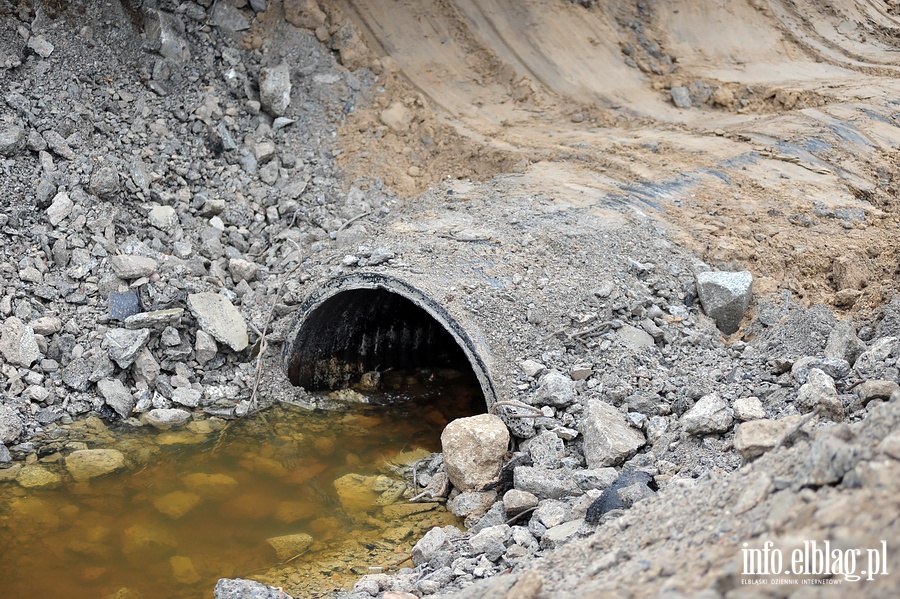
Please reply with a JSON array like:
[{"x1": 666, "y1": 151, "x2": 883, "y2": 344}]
[
  {"x1": 16, "y1": 464, "x2": 62, "y2": 489},
  {"x1": 334, "y1": 473, "x2": 379, "y2": 511},
  {"x1": 266, "y1": 533, "x2": 313, "y2": 561},
  {"x1": 122, "y1": 523, "x2": 177, "y2": 560},
  {"x1": 214, "y1": 579, "x2": 293, "y2": 599},
  {"x1": 154, "y1": 491, "x2": 203, "y2": 519},
  {"x1": 170, "y1": 556, "x2": 201, "y2": 585},
  {"x1": 66, "y1": 449, "x2": 127, "y2": 482},
  {"x1": 182, "y1": 472, "x2": 239, "y2": 499}
]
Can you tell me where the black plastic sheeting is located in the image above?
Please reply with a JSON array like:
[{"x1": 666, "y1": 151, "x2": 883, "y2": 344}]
[{"x1": 287, "y1": 288, "x2": 472, "y2": 391}]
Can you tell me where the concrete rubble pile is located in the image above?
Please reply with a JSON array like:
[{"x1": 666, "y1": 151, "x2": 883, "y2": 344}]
[{"x1": 0, "y1": 2, "x2": 897, "y2": 599}]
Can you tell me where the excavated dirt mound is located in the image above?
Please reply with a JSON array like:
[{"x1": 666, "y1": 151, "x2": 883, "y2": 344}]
[
  {"x1": 1, "y1": 1, "x2": 899, "y2": 598},
  {"x1": 305, "y1": 0, "x2": 900, "y2": 322}
]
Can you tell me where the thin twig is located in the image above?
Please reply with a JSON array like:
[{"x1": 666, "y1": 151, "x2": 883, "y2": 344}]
[
  {"x1": 542, "y1": 325, "x2": 570, "y2": 342},
  {"x1": 389, "y1": 554, "x2": 413, "y2": 568},
  {"x1": 335, "y1": 211, "x2": 373, "y2": 234},
  {"x1": 571, "y1": 321, "x2": 614, "y2": 341},
  {"x1": 249, "y1": 248, "x2": 305, "y2": 413},
  {"x1": 773, "y1": 407, "x2": 820, "y2": 452},
  {"x1": 436, "y1": 233, "x2": 495, "y2": 243},
  {"x1": 211, "y1": 243, "x2": 305, "y2": 453},
  {"x1": 408, "y1": 490, "x2": 446, "y2": 503},
  {"x1": 242, "y1": 549, "x2": 311, "y2": 576},
  {"x1": 505, "y1": 506, "x2": 537, "y2": 525}
]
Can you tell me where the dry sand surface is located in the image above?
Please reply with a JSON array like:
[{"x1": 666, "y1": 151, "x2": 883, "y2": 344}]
[{"x1": 312, "y1": 0, "x2": 900, "y2": 327}]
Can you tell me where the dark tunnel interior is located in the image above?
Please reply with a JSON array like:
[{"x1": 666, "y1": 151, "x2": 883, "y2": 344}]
[{"x1": 286, "y1": 288, "x2": 476, "y2": 392}]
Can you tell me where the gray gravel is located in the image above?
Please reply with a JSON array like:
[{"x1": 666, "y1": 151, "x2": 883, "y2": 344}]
[{"x1": 1, "y1": 3, "x2": 899, "y2": 599}]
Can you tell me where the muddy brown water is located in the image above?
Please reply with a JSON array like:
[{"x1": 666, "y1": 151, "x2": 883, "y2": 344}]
[{"x1": 0, "y1": 371, "x2": 483, "y2": 599}]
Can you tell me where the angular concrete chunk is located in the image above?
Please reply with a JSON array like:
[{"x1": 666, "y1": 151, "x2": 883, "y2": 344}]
[
  {"x1": 534, "y1": 370, "x2": 576, "y2": 407},
  {"x1": 412, "y1": 526, "x2": 452, "y2": 566},
  {"x1": 259, "y1": 63, "x2": 292, "y2": 117},
  {"x1": 681, "y1": 393, "x2": 734, "y2": 435},
  {"x1": 0, "y1": 123, "x2": 25, "y2": 156},
  {"x1": 0, "y1": 405, "x2": 24, "y2": 444},
  {"x1": 581, "y1": 399, "x2": 645, "y2": 468},
  {"x1": 149, "y1": 205, "x2": 179, "y2": 230},
  {"x1": 733, "y1": 415, "x2": 804, "y2": 460},
  {"x1": 0, "y1": 316, "x2": 40, "y2": 367},
  {"x1": 111, "y1": 255, "x2": 159, "y2": 279},
  {"x1": 104, "y1": 327, "x2": 151, "y2": 368},
  {"x1": 187, "y1": 292, "x2": 249, "y2": 351},
  {"x1": 616, "y1": 324, "x2": 655, "y2": 349},
  {"x1": 441, "y1": 414, "x2": 509, "y2": 492},
  {"x1": 796, "y1": 368, "x2": 844, "y2": 421},
  {"x1": 695, "y1": 270, "x2": 753, "y2": 335},
  {"x1": 96, "y1": 378, "x2": 135, "y2": 418},
  {"x1": 124, "y1": 308, "x2": 184, "y2": 330},
  {"x1": 47, "y1": 191, "x2": 74, "y2": 226}
]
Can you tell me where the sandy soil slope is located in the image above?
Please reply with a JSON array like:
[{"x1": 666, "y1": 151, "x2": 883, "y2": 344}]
[{"x1": 309, "y1": 0, "x2": 900, "y2": 324}]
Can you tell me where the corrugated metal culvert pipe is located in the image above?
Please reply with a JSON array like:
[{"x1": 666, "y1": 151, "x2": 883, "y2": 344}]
[
  {"x1": 278, "y1": 174, "x2": 689, "y2": 429},
  {"x1": 282, "y1": 272, "x2": 499, "y2": 407}
]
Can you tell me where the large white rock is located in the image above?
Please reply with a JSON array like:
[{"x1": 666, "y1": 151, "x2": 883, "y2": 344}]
[
  {"x1": 96, "y1": 378, "x2": 135, "y2": 418},
  {"x1": 110, "y1": 254, "x2": 159, "y2": 279},
  {"x1": 796, "y1": 368, "x2": 844, "y2": 421},
  {"x1": 695, "y1": 270, "x2": 753, "y2": 335},
  {"x1": 411, "y1": 526, "x2": 454, "y2": 566},
  {"x1": 187, "y1": 292, "x2": 249, "y2": 351},
  {"x1": 581, "y1": 399, "x2": 645, "y2": 468},
  {"x1": 143, "y1": 408, "x2": 192, "y2": 430},
  {"x1": 149, "y1": 205, "x2": 179, "y2": 230},
  {"x1": 681, "y1": 393, "x2": 734, "y2": 435},
  {"x1": 46, "y1": 191, "x2": 74, "y2": 226},
  {"x1": 0, "y1": 316, "x2": 40, "y2": 367},
  {"x1": 259, "y1": 63, "x2": 292, "y2": 117},
  {"x1": 0, "y1": 405, "x2": 24, "y2": 443},
  {"x1": 441, "y1": 414, "x2": 509, "y2": 492}
]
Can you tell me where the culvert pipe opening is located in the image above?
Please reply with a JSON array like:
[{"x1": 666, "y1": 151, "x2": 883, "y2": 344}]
[{"x1": 283, "y1": 276, "x2": 497, "y2": 408}]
